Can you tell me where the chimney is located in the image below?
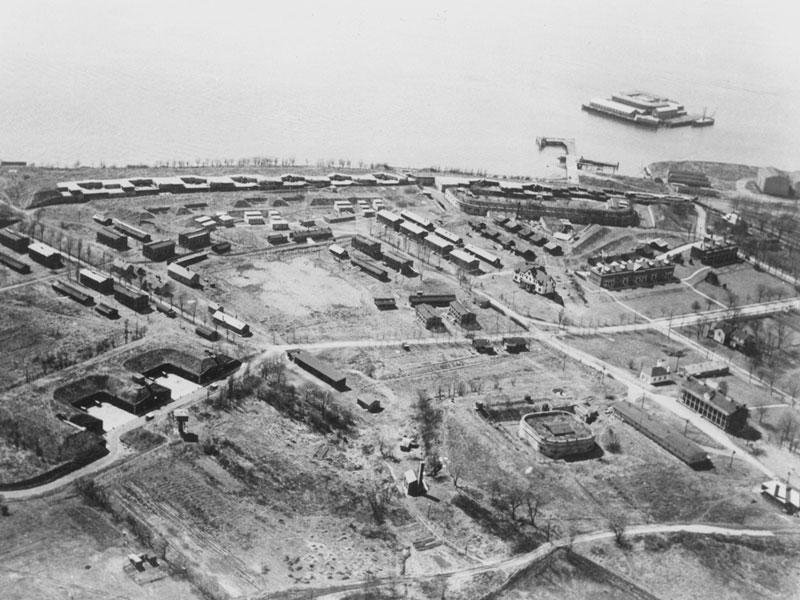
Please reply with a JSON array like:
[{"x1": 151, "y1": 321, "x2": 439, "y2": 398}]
[{"x1": 417, "y1": 461, "x2": 425, "y2": 489}]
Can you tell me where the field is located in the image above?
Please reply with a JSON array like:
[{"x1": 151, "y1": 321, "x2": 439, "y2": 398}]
[
  {"x1": 0, "y1": 490, "x2": 201, "y2": 600},
  {"x1": 580, "y1": 532, "x2": 800, "y2": 600}
]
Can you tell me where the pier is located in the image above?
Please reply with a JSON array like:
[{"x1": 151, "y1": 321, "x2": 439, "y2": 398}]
[{"x1": 536, "y1": 136, "x2": 580, "y2": 183}]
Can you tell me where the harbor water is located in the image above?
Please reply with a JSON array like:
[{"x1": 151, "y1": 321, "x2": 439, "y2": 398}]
[{"x1": 0, "y1": 0, "x2": 798, "y2": 178}]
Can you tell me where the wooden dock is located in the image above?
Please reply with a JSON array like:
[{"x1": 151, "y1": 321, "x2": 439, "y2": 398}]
[{"x1": 536, "y1": 137, "x2": 580, "y2": 183}]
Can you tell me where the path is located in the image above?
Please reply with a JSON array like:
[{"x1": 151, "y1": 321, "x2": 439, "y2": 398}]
[{"x1": 289, "y1": 522, "x2": 779, "y2": 599}]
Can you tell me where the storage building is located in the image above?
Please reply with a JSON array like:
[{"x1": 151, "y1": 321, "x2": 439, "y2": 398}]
[
  {"x1": 424, "y1": 233, "x2": 454, "y2": 256},
  {"x1": 114, "y1": 286, "x2": 149, "y2": 312},
  {"x1": 95, "y1": 302, "x2": 119, "y2": 319},
  {"x1": 111, "y1": 258, "x2": 138, "y2": 280},
  {"x1": 374, "y1": 295, "x2": 397, "y2": 310},
  {"x1": 351, "y1": 256, "x2": 388, "y2": 280},
  {"x1": 377, "y1": 210, "x2": 404, "y2": 231},
  {"x1": 613, "y1": 402, "x2": 709, "y2": 468},
  {"x1": 142, "y1": 239, "x2": 175, "y2": 261},
  {"x1": 195, "y1": 324, "x2": 220, "y2": 341},
  {"x1": 173, "y1": 251, "x2": 208, "y2": 267},
  {"x1": 448, "y1": 300, "x2": 477, "y2": 327},
  {"x1": 399, "y1": 221, "x2": 428, "y2": 241},
  {"x1": 329, "y1": 244, "x2": 349, "y2": 260},
  {"x1": 351, "y1": 234, "x2": 382, "y2": 259},
  {"x1": 382, "y1": 250, "x2": 414, "y2": 273},
  {"x1": 757, "y1": 167, "x2": 790, "y2": 198},
  {"x1": 52, "y1": 280, "x2": 94, "y2": 306},
  {"x1": 449, "y1": 248, "x2": 480, "y2": 273},
  {"x1": 267, "y1": 233, "x2": 289, "y2": 245},
  {"x1": 0, "y1": 228, "x2": 29, "y2": 253},
  {"x1": 167, "y1": 263, "x2": 200, "y2": 287},
  {"x1": 178, "y1": 228, "x2": 211, "y2": 249},
  {"x1": 409, "y1": 289, "x2": 457, "y2": 306},
  {"x1": 113, "y1": 220, "x2": 151, "y2": 243},
  {"x1": 464, "y1": 243, "x2": 501, "y2": 267},
  {"x1": 96, "y1": 227, "x2": 128, "y2": 251},
  {"x1": 416, "y1": 304, "x2": 443, "y2": 330},
  {"x1": 0, "y1": 252, "x2": 30, "y2": 273},
  {"x1": 434, "y1": 227, "x2": 462, "y2": 246},
  {"x1": 211, "y1": 310, "x2": 251, "y2": 336},
  {"x1": 400, "y1": 210, "x2": 434, "y2": 231},
  {"x1": 211, "y1": 241, "x2": 231, "y2": 253},
  {"x1": 288, "y1": 350, "x2": 347, "y2": 390},
  {"x1": 28, "y1": 241, "x2": 62, "y2": 269},
  {"x1": 79, "y1": 268, "x2": 114, "y2": 294}
]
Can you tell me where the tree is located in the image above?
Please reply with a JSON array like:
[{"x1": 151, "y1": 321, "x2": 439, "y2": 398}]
[
  {"x1": 366, "y1": 481, "x2": 394, "y2": 525},
  {"x1": 524, "y1": 486, "x2": 542, "y2": 527},
  {"x1": 691, "y1": 300, "x2": 702, "y2": 313},
  {"x1": 608, "y1": 512, "x2": 629, "y2": 547}
]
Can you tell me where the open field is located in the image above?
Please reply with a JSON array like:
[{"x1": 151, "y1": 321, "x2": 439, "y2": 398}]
[
  {"x1": 581, "y1": 532, "x2": 800, "y2": 600},
  {"x1": 0, "y1": 490, "x2": 201, "y2": 600},
  {"x1": 690, "y1": 262, "x2": 797, "y2": 307}
]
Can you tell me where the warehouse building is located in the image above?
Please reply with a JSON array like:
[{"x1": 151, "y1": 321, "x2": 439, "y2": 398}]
[
  {"x1": 52, "y1": 280, "x2": 94, "y2": 306},
  {"x1": 449, "y1": 248, "x2": 480, "y2": 274},
  {"x1": 114, "y1": 286, "x2": 149, "y2": 312},
  {"x1": 448, "y1": 300, "x2": 477, "y2": 327},
  {"x1": 142, "y1": 239, "x2": 176, "y2": 261},
  {"x1": 399, "y1": 221, "x2": 428, "y2": 242},
  {"x1": 329, "y1": 244, "x2": 349, "y2": 260},
  {"x1": 374, "y1": 294, "x2": 397, "y2": 310},
  {"x1": 464, "y1": 243, "x2": 501, "y2": 268},
  {"x1": 178, "y1": 228, "x2": 211, "y2": 249},
  {"x1": 95, "y1": 302, "x2": 119, "y2": 319},
  {"x1": 679, "y1": 379, "x2": 749, "y2": 434},
  {"x1": 377, "y1": 209, "x2": 404, "y2": 231},
  {"x1": 267, "y1": 233, "x2": 289, "y2": 245},
  {"x1": 351, "y1": 234, "x2": 382, "y2": 259},
  {"x1": 167, "y1": 263, "x2": 200, "y2": 287},
  {"x1": 0, "y1": 252, "x2": 30, "y2": 273},
  {"x1": 173, "y1": 251, "x2": 208, "y2": 267},
  {"x1": 211, "y1": 241, "x2": 231, "y2": 253},
  {"x1": 382, "y1": 250, "x2": 414, "y2": 273},
  {"x1": 211, "y1": 310, "x2": 250, "y2": 336},
  {"x1": 113, "y1": 220, "x2": 152, "y2": 243},
  {"x1": 424, "y1": 233, "x2": 454, "y2": 256},
  {"x1": 96, "y1": 227, "x2": 128, "y2": 251},
  {"x1": 351, "y1": 256, "x2": 388, "y2": 281},
  {"x1": 416, "y1": 304, "x2": 443, "y2": 330},
  {"x1": 0, "y1": 228, "x2": 29, "y2": 253},
  {"x1": 195, "y1": 324, "x2": 220, "y2": 341},
  {"x1": 79, "y1": 268, "x2": 114, "y2": 294},
  {"x1": 409, "y1": 289, "x2": 457, "y2": 306},
  {"x1": 757, "y1": 167, "x2": 790, "y2": 198},
  {"x1": 288, "y1": 350, "x2": 347, "y2": 390},
  {"x1": 434, "y1": 227, "x2": 462, "y2": 246},
  {"x1": 613, "y1": 402, "x2": 709, "y2": 468},
  {"x1": 690, "y1": 238, "x2": 739, "y2": 267},
  {"x1": 28, "y1": 241, "x2": 62, "y2": 269},
  {"x1": 400, "y1": 209, "x2": 434, "y2": 231}
]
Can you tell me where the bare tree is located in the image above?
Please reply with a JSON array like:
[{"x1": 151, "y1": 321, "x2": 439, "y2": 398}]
[{"x1": 608, "y1": 512, "x2": 629, "y2": 547}]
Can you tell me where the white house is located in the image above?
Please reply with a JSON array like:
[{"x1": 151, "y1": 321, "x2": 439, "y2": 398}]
[{"x1": 513, "y1": 267, "x2": 555, "y2": 296}]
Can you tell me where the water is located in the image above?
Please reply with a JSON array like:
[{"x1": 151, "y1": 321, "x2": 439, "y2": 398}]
[{"x1": 1, "y1": 0, "x2": 798, "y2": 177}]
